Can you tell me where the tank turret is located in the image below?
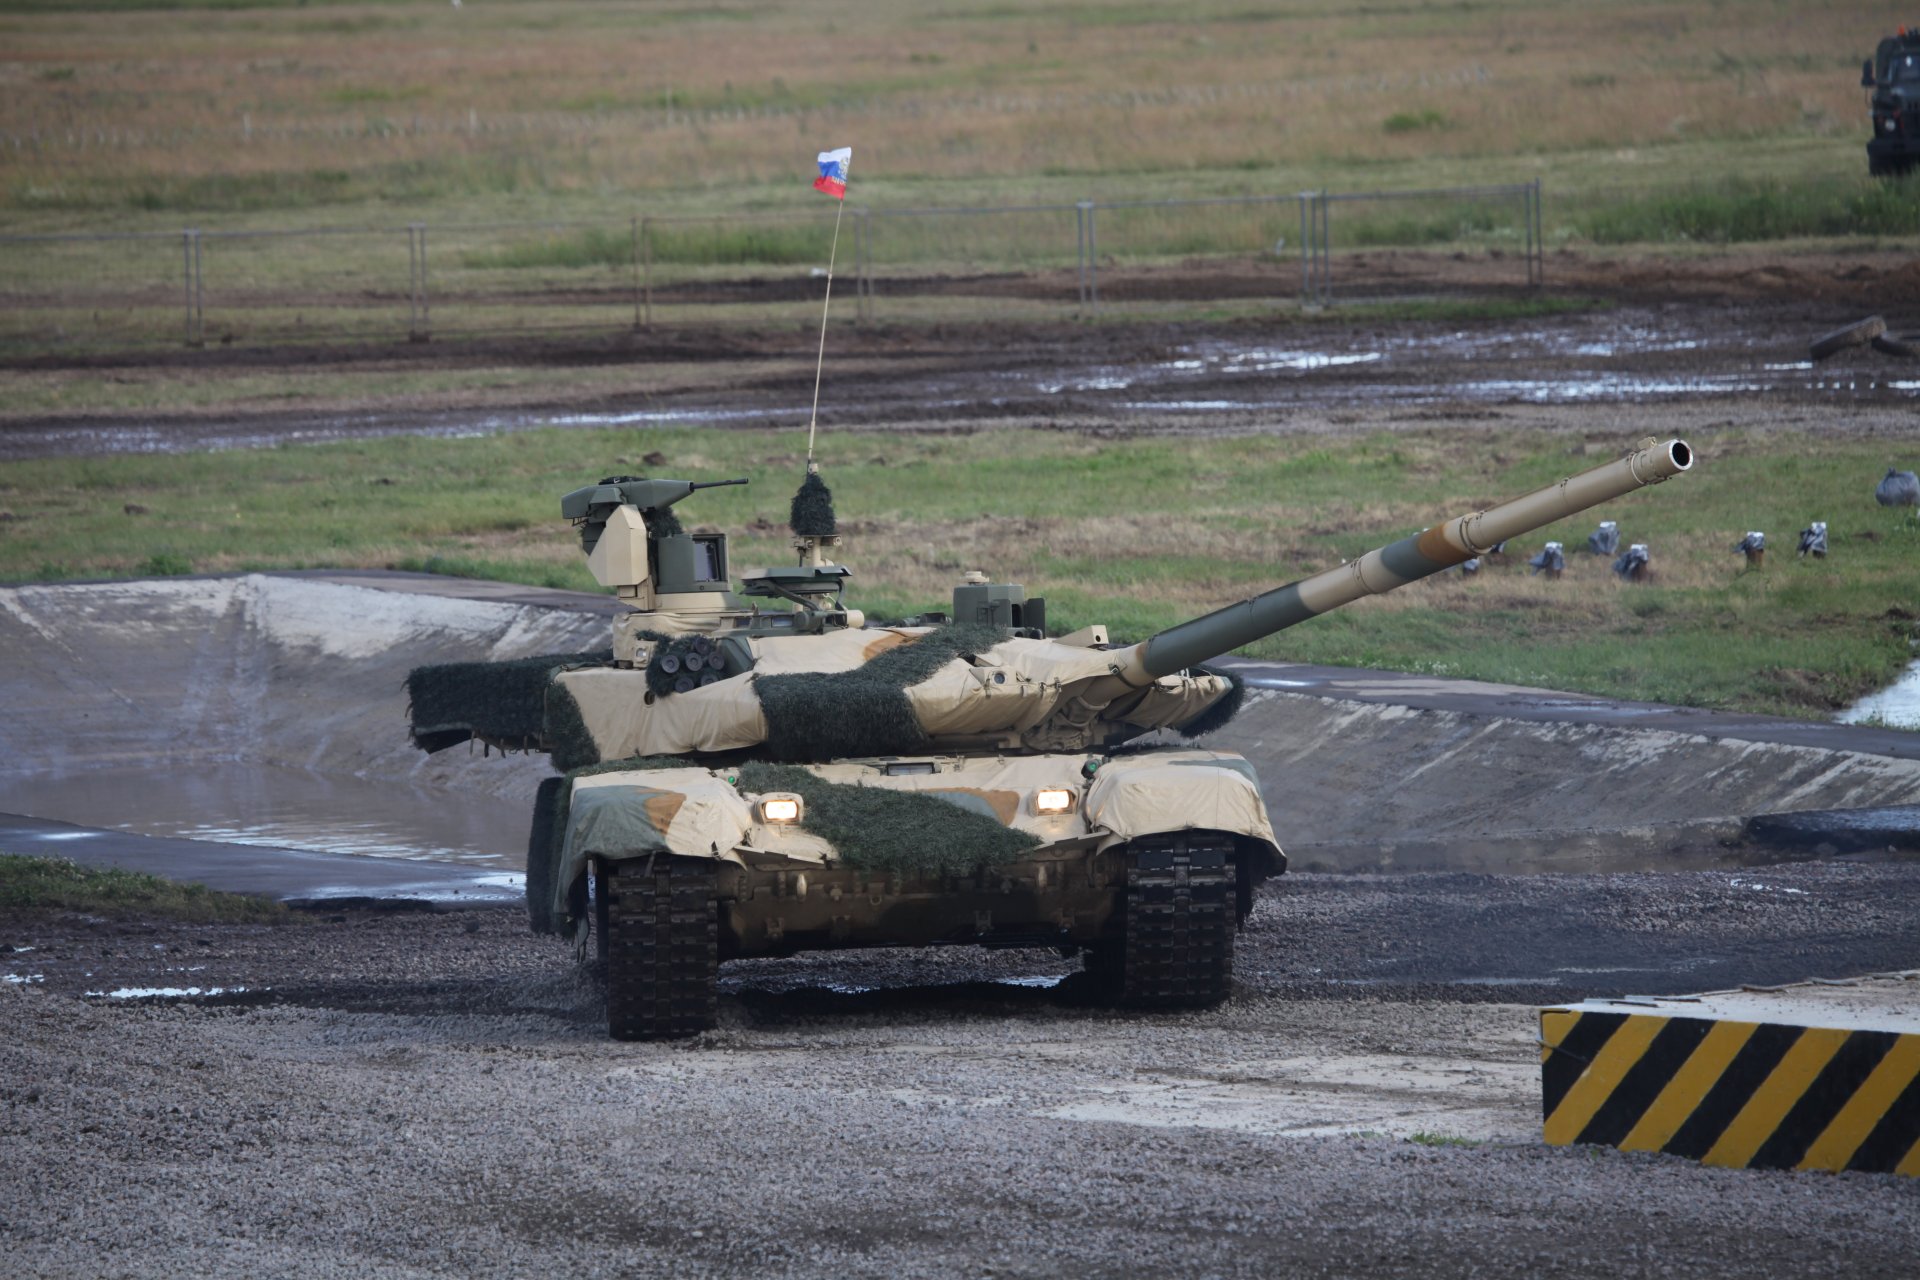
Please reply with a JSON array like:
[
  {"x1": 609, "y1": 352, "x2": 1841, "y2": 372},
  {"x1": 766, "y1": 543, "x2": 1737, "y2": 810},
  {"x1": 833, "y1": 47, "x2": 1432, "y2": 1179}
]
[{"x1": 414, "y1": 438, "x2": 1690, "y2": 766}]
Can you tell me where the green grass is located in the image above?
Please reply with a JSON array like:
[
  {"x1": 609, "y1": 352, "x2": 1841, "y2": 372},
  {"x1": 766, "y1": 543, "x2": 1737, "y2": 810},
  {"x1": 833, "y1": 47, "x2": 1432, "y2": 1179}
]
[
  {"x1": 1576, "y1": 173, "x2": 1920, "y2": 244},
  {"x1": 1331, "y1": 296, "x2": 1605, "y2": 323},
  {"x1": 0, "y1": 424, "x2": 1914, "y2": 722},
  {"x1": 461, "y1": 226, "x2": 635, "y2": 272},
  {"x1": 0, "y1": 853, "x2": 289, "y2": 922},
  {"x1": 1407, "y1": 1132, "x2": 1485, "y2": 1148},
  {"x1": 1382, "y1": 109, "x2": 1450, "y2": 136}
]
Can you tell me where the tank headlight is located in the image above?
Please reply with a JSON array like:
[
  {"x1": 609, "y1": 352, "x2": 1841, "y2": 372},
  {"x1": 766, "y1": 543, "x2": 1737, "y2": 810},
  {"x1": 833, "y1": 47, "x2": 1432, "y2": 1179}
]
[
  {"x1": 1033, "y1": 788, "x2": 1077, "y2": 815},
  {"x1": 759, "y1": 795, "x2": 802, "y2": 824}
]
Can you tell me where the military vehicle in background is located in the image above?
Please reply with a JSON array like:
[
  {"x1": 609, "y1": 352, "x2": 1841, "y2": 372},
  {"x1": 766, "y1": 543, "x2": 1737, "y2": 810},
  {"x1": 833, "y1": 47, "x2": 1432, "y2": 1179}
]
[
  {"x1": 409, "y1": 440, "x2": 1694, "y2": 1040},
  {"x1": 1864, "y1": 27, "x2": 1920, "y2": 175}
]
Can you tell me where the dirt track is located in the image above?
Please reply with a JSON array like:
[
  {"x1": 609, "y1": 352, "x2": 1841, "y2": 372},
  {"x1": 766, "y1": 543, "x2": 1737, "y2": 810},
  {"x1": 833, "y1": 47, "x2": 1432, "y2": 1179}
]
[
  {"x1": 6, "y1": 860, "x2": 1920, "y2": 1278},
  {"x1": 2, "y1": 248, "x2": 1918, "y2": 460}
]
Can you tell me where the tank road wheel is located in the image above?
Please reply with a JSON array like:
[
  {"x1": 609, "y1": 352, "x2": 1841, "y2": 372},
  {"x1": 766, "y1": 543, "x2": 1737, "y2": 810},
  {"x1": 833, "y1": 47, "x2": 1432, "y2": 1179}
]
[
  {"x1": 1097, "y1": 832, "x2": 1238, "y2": 1009},
  {"x1": 604, "y1": 856, "x2": 718, "y2": 1041}
]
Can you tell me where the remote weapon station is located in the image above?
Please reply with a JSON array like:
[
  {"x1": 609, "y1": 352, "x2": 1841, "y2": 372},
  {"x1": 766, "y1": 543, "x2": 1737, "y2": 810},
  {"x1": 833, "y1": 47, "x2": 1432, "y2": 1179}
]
[{"x1": 409, "y1": 439, "x2": 1694, "y2": 1039}]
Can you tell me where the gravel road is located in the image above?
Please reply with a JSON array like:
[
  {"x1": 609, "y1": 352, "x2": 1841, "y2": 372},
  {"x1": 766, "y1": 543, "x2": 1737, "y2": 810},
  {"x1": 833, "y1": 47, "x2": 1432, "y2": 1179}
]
[{"x1": 6, "y1": 861, "x2": 1918, "y2": 1278}]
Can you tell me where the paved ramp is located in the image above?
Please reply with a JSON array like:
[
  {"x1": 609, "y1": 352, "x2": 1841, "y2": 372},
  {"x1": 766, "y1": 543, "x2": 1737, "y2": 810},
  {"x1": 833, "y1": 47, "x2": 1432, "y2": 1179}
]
[{"x1": 0, "y1": 812, "x2": 521, "y2": 906}]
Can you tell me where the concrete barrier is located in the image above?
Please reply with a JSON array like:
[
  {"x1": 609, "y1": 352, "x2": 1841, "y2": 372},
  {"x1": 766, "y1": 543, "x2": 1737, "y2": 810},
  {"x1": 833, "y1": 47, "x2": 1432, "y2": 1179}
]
[{"x1": 1541, "y1": 973, "x2": 1920, "y2": 1175}]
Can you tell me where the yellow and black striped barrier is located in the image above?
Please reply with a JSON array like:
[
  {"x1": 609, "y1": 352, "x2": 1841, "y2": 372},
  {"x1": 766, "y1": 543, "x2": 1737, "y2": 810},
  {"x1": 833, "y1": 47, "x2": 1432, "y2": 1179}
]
[{"x1": 1541, "y1": 973, "x2": 1920, "y2": 1175}]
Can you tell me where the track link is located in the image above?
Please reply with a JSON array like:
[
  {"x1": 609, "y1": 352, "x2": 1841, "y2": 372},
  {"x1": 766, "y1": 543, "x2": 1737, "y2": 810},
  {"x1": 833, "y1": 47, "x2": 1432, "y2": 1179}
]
[
  {"x1": 1104, "y1": 832, "x2": 1238, "y2": 1009},
  {"x1": 604, "y1": 856, "x2": 718, "y2": 1040}
]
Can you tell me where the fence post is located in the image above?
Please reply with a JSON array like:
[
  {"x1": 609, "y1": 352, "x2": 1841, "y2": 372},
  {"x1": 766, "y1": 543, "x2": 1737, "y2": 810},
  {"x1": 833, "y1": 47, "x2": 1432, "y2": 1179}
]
[
  {"x1": 1086, "y1": 201, "x2": 1099, "y2": 310},
  {"x1": 1075, "y1": 200, "x2": 1089, "y2": 308},
  {"x1": 1531, "y1": 179, "x2": 1544, "y2": 288},
  {"x1": 851, "y1": 207, "x2": 864, "y2": 325},
  {"x1": 418, "y1": 223, "x2": 430, "y2": 341},
  {"x1": 193, "y1": 231, "x2": 204, "y2": 344},
  {"x1": 182, "y1": 229, "x2": 203, "y2": 347},
  {"x1": 640, "y1": 215, "x2": 652, "y2": 328},
  {"x1": 1297, "y1": 193, "x2": 1312, "y2": 306},
  {"x1": 857, "y1": 207, "x2": 872, "y2": 323},
  {"x1": 631, "y1": 214, "x2": 643, "y2": 332},
  {"x1": 181, "y1": 229, "x2": 192, "y2": 346},
  {"x1": 1317, "y1": 193, "x2": 1331, "y2": 306},
  {"x1": 405, "y1": 225, "x2": 418, "y2": 339},
  {"x1": 408, "y1": 223, "x2": 430, "y2": 342},
  {"x1": 1525, "y1": 181, "x2": 1536, "y2": 288}
]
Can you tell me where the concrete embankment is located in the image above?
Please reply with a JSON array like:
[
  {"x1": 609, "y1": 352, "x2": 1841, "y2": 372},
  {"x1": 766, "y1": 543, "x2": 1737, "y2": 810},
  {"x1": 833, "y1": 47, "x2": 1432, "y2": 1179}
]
[
  {"x1": 1, "y1": 572, "x2": 1914, "y2": 882},
  {"x1": 1206, "y1": 685, "x2": 1920, "y2": 872},
  {"x1": 0, "y1": 572, "x2": 602, "y2": 805}
]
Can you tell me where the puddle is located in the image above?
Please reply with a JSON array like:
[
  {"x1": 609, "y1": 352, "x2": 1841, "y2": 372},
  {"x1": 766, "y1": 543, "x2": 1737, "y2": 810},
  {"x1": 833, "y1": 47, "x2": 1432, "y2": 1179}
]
[
  {"x1": 1728, "y1": 879, "x2": 1810, "y2": 895},
  {"x1": 1055, "y1": 318, "x2": 1920, "y2": 411},
  {"x1": 0, "y1": 763, "x2": 531, "y2": 869},
  {"x1": 1837, "y1": 659, "x2": 1920, "y2": 731},
  {"x1": 85, "y1": 985, "x2": 253, "y2": 1000}
]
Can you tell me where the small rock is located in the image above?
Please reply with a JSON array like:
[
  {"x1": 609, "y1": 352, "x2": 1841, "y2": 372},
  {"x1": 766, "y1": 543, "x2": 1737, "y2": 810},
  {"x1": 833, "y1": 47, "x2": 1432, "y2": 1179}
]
[
  {"x1": 643, "y1": 450, "x2": 667, "y2": 466},
  {"x1": 123, "y1": 503, "x2": 148, "y2": 516}
]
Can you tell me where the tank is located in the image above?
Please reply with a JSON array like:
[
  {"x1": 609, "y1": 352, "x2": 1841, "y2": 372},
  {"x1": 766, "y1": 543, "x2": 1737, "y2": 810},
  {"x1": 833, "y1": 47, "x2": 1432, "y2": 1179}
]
[{"x1": 407, "y1": 439, "x2": 1695, "y2": 1039}]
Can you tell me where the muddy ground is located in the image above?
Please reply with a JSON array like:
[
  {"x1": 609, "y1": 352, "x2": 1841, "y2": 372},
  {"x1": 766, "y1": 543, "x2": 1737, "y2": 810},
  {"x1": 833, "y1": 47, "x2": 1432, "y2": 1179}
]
[
  {"x1": 3, "y1": 249, "x2": 1919, "y2": 1276},
  {"x1": 5, "y1": 862, "x2": 1919, "y2": 1278},
  {"x1": 2, "y1": 249, "x2": 1917, "y2": 459}
]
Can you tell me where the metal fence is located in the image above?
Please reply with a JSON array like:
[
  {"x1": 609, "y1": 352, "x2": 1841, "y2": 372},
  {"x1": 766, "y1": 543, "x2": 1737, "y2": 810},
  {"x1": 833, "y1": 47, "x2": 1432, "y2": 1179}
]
[
  {"x1": 1300, "y1": 183, "x2": 1544, "y2": 305},
  {"x1": 0, "y1": 181, "x2": 1541, "y2": 353}
]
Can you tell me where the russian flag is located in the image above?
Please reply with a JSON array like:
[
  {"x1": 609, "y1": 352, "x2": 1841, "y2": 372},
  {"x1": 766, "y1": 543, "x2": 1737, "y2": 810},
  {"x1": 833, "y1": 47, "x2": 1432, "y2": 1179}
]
[{"x1": 813, "y1": 146, "x2": 851, "y2": 199}]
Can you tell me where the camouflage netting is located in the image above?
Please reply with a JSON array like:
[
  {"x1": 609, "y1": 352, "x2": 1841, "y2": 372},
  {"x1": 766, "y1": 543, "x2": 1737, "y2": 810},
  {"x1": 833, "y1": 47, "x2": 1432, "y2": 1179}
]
[
  {"x1": 406, "y1": 650, "x2": 611, "y2": 754},
  {"x1": 525, "y1": 776, "x2": 567, "y2": 934},
  {"x1": 738, "y1": 762, "x2": 1039, "y2": 876},
  {"x1": 752, "y1": 621, "x2": 1006, "y2": 762},
  {"x1": 543, "y1": 681, "x2": 601, "y2": 773},
  {"x1": 789, "y1": 469, "x2": 837, "y2": 537},
  {"x1": 1177, "y1": 666, "x2": 1246, "y2": 739}
]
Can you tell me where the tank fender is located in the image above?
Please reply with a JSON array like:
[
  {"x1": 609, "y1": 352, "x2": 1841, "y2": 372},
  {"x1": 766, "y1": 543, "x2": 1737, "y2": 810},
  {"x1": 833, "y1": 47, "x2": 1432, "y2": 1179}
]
[
  {"x1": 552, "y1": 768, "x2": 752, "y2": 925},
  {"x1": 1085, "y1": 751, "x2": 1283, "y2": 874}
]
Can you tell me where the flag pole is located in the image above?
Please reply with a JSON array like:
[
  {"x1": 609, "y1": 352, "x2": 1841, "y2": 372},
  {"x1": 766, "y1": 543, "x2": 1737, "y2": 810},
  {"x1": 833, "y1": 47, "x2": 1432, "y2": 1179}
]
[{"x1": 805, "y1": 166, "x2": 848, "y2": 473}]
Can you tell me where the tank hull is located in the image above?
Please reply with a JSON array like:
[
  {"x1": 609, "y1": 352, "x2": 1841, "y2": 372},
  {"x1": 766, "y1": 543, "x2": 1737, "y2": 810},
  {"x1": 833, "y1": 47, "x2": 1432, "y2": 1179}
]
[{"x1": 540, "y1": 749, "x2": 1284, "y2": 957}]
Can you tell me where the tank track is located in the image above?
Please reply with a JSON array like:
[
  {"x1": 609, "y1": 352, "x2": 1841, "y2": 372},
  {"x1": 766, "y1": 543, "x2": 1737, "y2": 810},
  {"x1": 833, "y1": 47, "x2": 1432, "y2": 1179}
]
[
  {"x1": 604, "y1": 856, "x2": 718, "y2": 1040},
  {"x1": 1100, "y1": 831, "x2": 1238, "y2": 1008}
]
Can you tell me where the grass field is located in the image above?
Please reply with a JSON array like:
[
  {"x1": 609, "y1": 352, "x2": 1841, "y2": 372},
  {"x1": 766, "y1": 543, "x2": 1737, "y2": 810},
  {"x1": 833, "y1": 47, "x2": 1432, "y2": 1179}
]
[
  {"x1": 4, "y1": 2, "x2": 1917, "y2": 357},
  {"x1": 0, "y1": 853, "x2": 289, "y2": 922},
  {"x1": 1, "y1": 0, "x2": 1913, "y2": 240},
  {"x1": 1, "y1": 425, "x2": 1913, "y2": 721}
]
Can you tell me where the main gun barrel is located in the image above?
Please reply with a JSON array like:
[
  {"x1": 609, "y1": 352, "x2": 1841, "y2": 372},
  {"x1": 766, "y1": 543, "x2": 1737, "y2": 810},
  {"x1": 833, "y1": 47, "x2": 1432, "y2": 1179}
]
[{"x1": 1115, "y1": 438, "x2": 1693, "y2": 684}]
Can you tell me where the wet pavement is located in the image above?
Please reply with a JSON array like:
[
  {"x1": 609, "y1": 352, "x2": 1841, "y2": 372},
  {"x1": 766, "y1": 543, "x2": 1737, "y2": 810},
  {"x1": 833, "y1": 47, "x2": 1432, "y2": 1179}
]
[
  {"x1": 1840, "y1": 657, "x2": 1920, "y2": 731},
  {"x1": 1223, "y1": 658, "x2": 1920, "y2": 761},
  {"x1": 0, "y1": 761, "x2": 534, "y2": 868},
  {"x1": 0, "y1": 811, "x2": 522, "y2": 906}
]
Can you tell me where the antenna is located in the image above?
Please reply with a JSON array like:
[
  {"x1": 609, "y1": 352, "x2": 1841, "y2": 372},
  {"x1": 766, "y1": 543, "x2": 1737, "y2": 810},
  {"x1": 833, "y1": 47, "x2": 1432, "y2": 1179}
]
[{"x1": 805, "y1": 146, "x2": 852, "y2": 473}]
